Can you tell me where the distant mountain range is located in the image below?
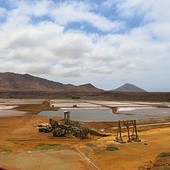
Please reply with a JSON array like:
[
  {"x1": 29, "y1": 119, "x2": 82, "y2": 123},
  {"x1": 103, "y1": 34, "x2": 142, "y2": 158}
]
[
  {"x1": 0, "y1": 72, "x2": 146, "y2": 92},
  {"x1": 0, "y1": 72, "x2": 101, "y2": 92},
  {"x1": 113, "y1": 83, "x2": 146, "y2": 92}
]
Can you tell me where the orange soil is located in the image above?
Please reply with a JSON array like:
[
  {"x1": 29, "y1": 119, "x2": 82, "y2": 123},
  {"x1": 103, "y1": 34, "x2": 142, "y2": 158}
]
[{"x1": 0, "y1": 115, "x2": 169, "y2": 170}]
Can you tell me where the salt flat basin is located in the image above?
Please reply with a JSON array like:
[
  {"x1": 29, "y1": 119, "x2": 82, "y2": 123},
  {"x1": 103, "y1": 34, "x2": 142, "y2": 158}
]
[
  {"x1": 0, "y1": 104, "x2": 26, "y2": 117},
  {"x1": 0, "y1": 110, "x2": 26, "y2": 117},
  {"x1": 50, "y1": 99, "x2": 145, "y2": 108},
  {"x1": 0, "y1": 99, "x2": 43, "y2": 105},
  {"x1": 39, "y1": 107, "x2": 170, "y2": 121}
]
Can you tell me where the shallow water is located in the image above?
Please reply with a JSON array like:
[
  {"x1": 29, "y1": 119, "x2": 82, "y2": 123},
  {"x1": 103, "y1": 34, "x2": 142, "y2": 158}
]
[{"x1": 38, "y1": 107, "x2": 170, "y2": 121}]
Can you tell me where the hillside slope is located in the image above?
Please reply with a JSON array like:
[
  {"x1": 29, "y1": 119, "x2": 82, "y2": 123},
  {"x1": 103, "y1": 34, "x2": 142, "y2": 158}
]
[
  {"x1": 113, "y1": 83, "x2": 146, "y2": 92},
  {"x1": 0, "y1": 72, "x2": 102, "y2": 92}
]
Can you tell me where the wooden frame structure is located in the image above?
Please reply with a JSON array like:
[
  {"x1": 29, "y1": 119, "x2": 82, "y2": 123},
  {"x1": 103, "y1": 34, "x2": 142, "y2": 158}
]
[{"x1": 115, "y1": 120, "x2": 141, "y2": 143}]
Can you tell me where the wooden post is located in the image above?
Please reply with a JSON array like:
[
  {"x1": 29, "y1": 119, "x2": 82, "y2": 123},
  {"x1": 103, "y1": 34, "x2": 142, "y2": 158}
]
[
  {"x1": 126, "y1": 122, "x2": 131, "y2": 142},
  {"x1": 115, "y1": 121, "x2": 123, "y2": 142},
  {"x1": 133, "y1": 120, "x2": 140, "y2": 142},
  {"x1": 119, "y1": 121, "x2": 123, "y2": 142},
  {"x1": 123, "y1": 120, "x2": 131, "y2": 142}
]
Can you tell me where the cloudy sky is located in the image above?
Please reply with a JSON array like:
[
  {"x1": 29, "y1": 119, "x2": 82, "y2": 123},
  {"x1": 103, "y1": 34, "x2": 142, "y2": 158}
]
[{"x1": 0, "y1": 0, "x2": 170, "y2": 91}]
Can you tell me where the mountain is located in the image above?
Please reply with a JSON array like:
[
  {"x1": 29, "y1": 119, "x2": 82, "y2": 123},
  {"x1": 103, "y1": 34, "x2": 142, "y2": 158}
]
[
  {"x1": 113, "y1": 83, "x2": 146, "y2": 92},
  {"x1": 76, "y1": 83, "x2": 98, "y2": 91},
  {"x1": 0, "y1": 72, "x2": 102, "y2": 92}
]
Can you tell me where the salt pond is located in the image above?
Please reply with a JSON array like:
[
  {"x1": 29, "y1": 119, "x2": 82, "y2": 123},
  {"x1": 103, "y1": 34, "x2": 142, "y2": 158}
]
[
  {"x1": 0, "y1": 105, "x2": 26, "y2": 117},
  {"x1": 0, "y1": 99, "x2": 43, "y2": 117},
  {"x1": 39, "y1": 107, "x2": 170, "y2": 121}
]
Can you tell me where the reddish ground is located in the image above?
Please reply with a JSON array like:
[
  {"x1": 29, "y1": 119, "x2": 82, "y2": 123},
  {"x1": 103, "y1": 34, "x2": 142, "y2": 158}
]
[{"x1": 0, "y1": 115, "x2": 169, "y2": 170}]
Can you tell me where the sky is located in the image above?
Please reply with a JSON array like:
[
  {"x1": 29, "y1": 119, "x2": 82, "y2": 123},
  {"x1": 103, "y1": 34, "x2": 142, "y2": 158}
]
[{"x1": 0, "y1": 0, "x2": 170, "y2": 92}]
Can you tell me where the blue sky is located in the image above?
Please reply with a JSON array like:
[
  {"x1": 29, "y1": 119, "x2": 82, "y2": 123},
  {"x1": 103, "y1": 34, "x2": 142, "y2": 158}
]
[{"x1": 0, "y1": 0, "x2": 170, "y2": 91}]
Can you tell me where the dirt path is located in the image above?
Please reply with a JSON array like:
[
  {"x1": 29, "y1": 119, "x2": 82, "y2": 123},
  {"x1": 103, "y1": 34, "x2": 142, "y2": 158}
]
[{"x1": 0, "y1": 149, "x2": 97, "y2": 170}]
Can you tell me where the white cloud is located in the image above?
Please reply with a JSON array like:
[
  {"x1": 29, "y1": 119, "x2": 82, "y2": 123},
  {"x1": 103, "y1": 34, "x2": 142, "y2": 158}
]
[
  {"x1": 51, "y1": 1, "x2": 122, "y2": 32},
  {"x1": 0, "y1": 6, "x2": 6, "y2": 16},
  {"x1": 0, "y1": 0, "x2": 170, "y2": 91},
  {"x1": 24, "y1": 63, "x2": 51, "y2": 75}
]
